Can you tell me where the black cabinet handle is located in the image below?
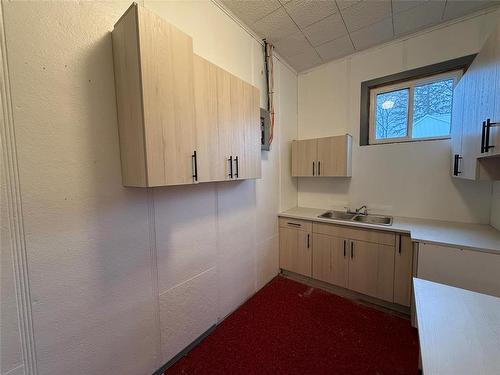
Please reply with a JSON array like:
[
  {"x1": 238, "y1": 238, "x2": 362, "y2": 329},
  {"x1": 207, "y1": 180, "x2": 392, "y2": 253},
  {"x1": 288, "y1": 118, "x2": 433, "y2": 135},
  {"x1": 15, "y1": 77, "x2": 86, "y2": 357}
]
[
  {"x1": 485, "y1": 118, "x2": 497, "y2": 152},
  {"x1": 312, "y1": 161, "x2": 315, "y2": 176},
  {"x1": 307, "y1": 234, "x2": 310, "y2": 248},
  {"x1": 287, "y1": 222, "x2": 301, "y2": 227},
  {"x1": 235, "y1": 156, "x2": 239, "y2": 178},
  {"x1": 350, "y1": 241, "x2": 354, "y2": 259},
  {"x1": 192, "y1": 151, "x2": 198, "y2": 182},
  {"x1": 228, "y1": 156, "x2": 233, "y2": 178},
  {"x1": 453, "y1": 154, "x2": 462, "y2": 176},
  {"x1": 398, "y1": 235, "x2": 402, "y2": 254},
  {"x1": 318, "y1": 161, "x2": 321, "y2": 176},
  {"x1": 481, "y1": 121, "x2": 487, "y2": 153},
  {"x1": 343, "y1": 240, "x2": 346, "y2": 257}
]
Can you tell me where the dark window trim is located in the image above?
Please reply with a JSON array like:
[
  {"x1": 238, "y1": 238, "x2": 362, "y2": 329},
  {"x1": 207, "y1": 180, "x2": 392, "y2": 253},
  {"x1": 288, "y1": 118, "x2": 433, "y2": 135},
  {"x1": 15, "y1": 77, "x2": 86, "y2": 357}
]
[{"x1": 359, "y1": 54, "x2": 477, "y2": 146}]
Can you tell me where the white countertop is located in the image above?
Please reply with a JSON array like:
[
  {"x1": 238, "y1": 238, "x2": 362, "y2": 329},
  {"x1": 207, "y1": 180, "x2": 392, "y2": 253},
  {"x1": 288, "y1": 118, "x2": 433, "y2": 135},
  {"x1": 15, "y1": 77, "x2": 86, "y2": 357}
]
[
  {"x1": 414, "y1": 278, "x2": 500, "y2": 375},
  {"x1": 279, "y1": 207, "x2": 500, "y2": 254}
]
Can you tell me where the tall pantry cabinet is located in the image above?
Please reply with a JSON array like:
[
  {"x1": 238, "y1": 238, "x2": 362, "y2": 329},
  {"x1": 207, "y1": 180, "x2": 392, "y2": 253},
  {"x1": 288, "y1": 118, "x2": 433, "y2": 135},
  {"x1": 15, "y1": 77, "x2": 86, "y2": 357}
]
[{"x1": 112, "y1": 3, "x2": 261, "y2": 187}]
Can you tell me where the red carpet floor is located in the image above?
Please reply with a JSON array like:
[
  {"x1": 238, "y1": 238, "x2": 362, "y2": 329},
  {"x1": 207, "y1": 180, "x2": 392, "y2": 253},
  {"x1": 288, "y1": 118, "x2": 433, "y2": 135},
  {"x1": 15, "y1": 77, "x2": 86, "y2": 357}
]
[{"x1": 165, "y1": 276, "x2": 419, "y2": 375}]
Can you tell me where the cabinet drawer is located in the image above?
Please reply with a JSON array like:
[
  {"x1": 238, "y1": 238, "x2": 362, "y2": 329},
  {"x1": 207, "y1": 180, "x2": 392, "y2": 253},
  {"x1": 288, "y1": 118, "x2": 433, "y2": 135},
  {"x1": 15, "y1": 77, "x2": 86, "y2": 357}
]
[
  {"x1": 279, "y1": 217, "x2": 312, "y2": 232},
  {"x1": 313, "y1": 222, "x2": 395, "y2": 246}
]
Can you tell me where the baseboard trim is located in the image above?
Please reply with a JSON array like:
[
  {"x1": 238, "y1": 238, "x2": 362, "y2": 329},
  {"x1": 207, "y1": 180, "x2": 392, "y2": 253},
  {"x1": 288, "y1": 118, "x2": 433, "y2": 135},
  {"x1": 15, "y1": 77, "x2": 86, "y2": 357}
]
[
  {"x1": 152, "y1": 324, "x2": 217, "y2": 375},
  {"x1": 281, "y1": 270, "x2": 410, "y2": 318}
]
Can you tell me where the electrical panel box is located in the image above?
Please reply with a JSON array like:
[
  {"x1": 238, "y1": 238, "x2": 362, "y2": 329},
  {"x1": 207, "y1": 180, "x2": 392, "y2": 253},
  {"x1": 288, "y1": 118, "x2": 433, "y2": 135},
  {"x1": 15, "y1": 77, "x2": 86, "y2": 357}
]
[{"x1": 261, "y1": 108, "x2": 270, "y2": 151}]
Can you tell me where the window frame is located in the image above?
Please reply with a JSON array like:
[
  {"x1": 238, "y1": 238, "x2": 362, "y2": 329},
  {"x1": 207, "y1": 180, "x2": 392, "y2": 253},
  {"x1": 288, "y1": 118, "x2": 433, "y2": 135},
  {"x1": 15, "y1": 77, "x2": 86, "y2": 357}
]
[{"x1": 368, "y1": 70, "x2": 462, "y2": 145}]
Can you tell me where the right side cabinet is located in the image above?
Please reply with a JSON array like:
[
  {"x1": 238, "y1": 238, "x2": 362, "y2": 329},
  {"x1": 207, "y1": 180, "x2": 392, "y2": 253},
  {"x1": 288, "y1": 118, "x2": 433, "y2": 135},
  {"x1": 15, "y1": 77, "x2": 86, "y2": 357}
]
[{"x1": 451, "y1": 24, "x2": 500, "y2": 180}]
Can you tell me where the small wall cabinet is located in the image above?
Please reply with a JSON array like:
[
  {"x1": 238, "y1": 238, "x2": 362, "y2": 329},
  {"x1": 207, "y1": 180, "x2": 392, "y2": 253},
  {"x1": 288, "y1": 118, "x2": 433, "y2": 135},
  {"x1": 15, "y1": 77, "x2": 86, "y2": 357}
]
[
  {"x1": 279, "y1": 218, "x2": 414, "y2": 306},
  {"x1": 451, "y1": 24, "x2": 500, "y2": 180},
  {"x1": 292, "y1": 135, "x2": 352, "y2": 177},
  {"x1": 112, "y1": 4, "x2": 261, "y2": 187}
]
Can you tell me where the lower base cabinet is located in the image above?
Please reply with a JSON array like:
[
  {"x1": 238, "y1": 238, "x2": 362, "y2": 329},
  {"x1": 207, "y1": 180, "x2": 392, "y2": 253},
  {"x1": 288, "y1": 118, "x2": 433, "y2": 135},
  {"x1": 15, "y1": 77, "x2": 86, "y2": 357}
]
[
  {"x1": 312, "y1": 234, "x2": 348, "y2": 288},
  {"x1": 280, "y1": 219, "x2": 414, "y2": 305},
  {"x1": 279, "y1": 224, "x2": 312, "y2": 277}
]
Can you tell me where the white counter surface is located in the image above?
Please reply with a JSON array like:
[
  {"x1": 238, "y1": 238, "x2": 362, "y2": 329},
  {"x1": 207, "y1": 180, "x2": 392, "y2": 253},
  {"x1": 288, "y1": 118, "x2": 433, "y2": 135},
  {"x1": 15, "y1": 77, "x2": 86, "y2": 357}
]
[
  {"x1": 279, "y1": 207, "x2": 500, "y2": 254},
  {"x1": 414, "y1": 278, "x2": 500, "y2": 375}
]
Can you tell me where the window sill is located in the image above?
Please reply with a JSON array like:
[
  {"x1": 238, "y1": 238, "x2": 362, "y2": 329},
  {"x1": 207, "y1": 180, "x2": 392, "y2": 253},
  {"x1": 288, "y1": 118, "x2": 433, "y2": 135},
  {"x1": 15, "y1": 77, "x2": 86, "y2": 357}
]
[{"x1": 366, "y1": 136, "x2": 451, "y2": 146}]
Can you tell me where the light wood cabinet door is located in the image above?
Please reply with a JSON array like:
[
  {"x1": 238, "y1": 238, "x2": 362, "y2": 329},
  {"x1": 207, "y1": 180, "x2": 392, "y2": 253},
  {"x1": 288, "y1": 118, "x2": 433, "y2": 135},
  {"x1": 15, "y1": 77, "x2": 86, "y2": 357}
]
[
  {"x1": 193, "y1": 55, "x2": 222, "y2": 182},
  {"x1": 279, "y1": 227, "x2": 312, "y2": 277},
  {"x1": 138, "y1": 6, "x2": 196, "y2": 186},
  {"x1": 230, "y1": 74, "x2": 246, "y2": 179},
  {"x1": 112, "y1": 4, "x2": 196, "y2": 187},
  {"x1": 292, "y1": 139, "x2": 317, "y2": 176},
  {"x1": 348, "y1": 240, "x2": 395, "y2": 302},
  {"x1": 216, "y1": 67, "x2": 233, "y2": 180},
  {"x1": 394, "y1": 234, "x2": 413, "y2": 307},
  {"x1": 312, "y1": 234, "x2": 348, "y2": 288},
  {"x1": 487, "y1": 24, "x2": 500, "y2": 157},
  {"x1": 451, "y1": 77, "x2": 465, "y2": 177},
  {"x1": 316, "y1": 135, "x2": 352, "y2": 177}
]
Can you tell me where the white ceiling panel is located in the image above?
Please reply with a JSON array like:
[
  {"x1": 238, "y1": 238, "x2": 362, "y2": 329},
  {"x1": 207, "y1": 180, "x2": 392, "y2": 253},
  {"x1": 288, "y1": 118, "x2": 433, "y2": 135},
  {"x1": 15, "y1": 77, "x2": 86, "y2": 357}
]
[
  {"x1": 392, "y1": 0, "x2": 427, "y2": 14},
  {"x1": 350, "y1": 17, "x2": 393, "y2": 50},
  {"x1": 285, "y1": 47, "x2": 323, "y2": 71},
  {"x1": 252, "y1": 7, "x2": 300, "y2": 42},
  {"x1": 222, "y1": 0, "x2": 281, "y2": 25},
  {"x1": 303, "y1": 12, "x2": 348, "y2": 46},
  {"x1": 443, "y1": 1, "x2": 498, "y2": 21},
  {"x1": 221, "y1": 0, "x2": 500, "y2": 72},
  {"x1": 273, "y1": 31, "x2": 313, "y2": 58},
  {"x1": 394, "y1": 1, "x2": 445, "y2": 36},
  {"x1": 284, "y1": 0, "x2": 338, "y2": 28},
  {"x1": 340, "y1": 0, "x2": 392, "y2": 32},
  {"x1": 315, "y1": 35, "x2": 355, "y2": 60},
  {"x1": 336, "y1": 0, "x2": 362, "y2": 10}
]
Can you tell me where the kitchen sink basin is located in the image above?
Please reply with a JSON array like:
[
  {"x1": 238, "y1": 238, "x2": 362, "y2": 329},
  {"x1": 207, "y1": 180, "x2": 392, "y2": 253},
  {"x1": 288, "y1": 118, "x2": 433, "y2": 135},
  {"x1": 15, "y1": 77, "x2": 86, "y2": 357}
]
[
  {"x1": 352, "y1": 214, "x2": 393, "y2": 225},
  {"x1": 318, "y1": 210, "x2": 393, "y2": 226},
  {"x1": 318, "y1": 210, "x2": 357, "y2": 220}
]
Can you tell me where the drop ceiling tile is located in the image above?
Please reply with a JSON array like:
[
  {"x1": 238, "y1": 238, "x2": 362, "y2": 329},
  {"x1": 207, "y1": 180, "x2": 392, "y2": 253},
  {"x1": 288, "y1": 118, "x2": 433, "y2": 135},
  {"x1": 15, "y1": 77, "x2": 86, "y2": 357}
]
[
  {"x1": 285, "y1": 47, "x2": 322, "y2": 71},
  {"x1": 273, "y1": 31, "x2": 313, "y2": 58},
  {"x1": 336, "y1": 0, "x2": 362, "y2": 10},
  {"x1": 443, "y1": 1, "x2": 499, "y2": 21},
  {"x1": 222, "y1": 0, "x2": 282, "y2": 25},
  {"x1": 350, "y1": 17, "x2": 393, "y2": 50},
  {"x1": 252, "y1": 7, "x2": 300, "y2": 42},
  {"x1": 392, "y1": 0, "x2": 427, "y2": 14},
  {"x1": 284, "y1": 0, "x2": 338, "y2": 28},
  {"x1": 303, "y1": 12, "x2": 348, "y2": 46},
  {"x1": 394, "y1": 1, "x2": 445, "y2": 36},
  {"x1": 340, "y1": 0, "x2": 392, "y2": 32},
  {"x1": 315, "y1": 34, "x2": 354, "y2": 61}
]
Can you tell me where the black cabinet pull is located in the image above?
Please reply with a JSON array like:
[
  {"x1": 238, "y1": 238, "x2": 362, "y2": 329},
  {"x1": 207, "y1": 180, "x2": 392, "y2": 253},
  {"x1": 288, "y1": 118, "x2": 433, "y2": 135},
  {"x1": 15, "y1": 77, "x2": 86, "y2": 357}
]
[
  {"x1": 307, "y1": 234, "x2": 310, "y2": 248},
  {"x1": 398, "y1": 235, "x2": 402, "y2": 254},
  {"x1": 350, "y1": 241, "x2": 354, "y2": 259},
  {"x1": 228, "y1": 156, "x2": 233, "y2": 178},
  {"x1": 318, "y1": 161, "x2": 321, "y2": 176},
  {"x1": 235, "y1": 156, "x2": 239, "y2": 178},
  {"x1": 343, "y1": 240, "x2": 346, "y2": 257},
  {"x1": 287, "y1": 222, "x2": 301, "y2": 227},
  {"x1": 453, "y1": 154, "x2": 462, "y2": 176},
  {"x1": 192, "y1": 151, "x2": 198, "y2": 182},
  {"x1": 312, "y1": 161, "x2": 315, "y2": 176},
  {"x1": 481, "y1": 121, "x2": 487, "y2": 153},
  {"x1": 485, "y1": 118, "x2": 498, "y2": 152}
]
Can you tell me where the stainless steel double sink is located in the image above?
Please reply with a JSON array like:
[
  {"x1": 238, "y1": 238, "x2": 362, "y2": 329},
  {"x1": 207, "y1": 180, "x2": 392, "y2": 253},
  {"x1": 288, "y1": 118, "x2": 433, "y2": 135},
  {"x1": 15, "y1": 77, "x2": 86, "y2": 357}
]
[{"x1": 318, "y1": 210, "x2": 393, "y2": 226}]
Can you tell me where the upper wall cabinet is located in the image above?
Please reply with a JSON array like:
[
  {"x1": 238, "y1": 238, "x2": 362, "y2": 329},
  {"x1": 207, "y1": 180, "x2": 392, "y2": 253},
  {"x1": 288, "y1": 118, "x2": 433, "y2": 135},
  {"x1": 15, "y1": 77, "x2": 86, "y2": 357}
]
[
  {"x1": 451, "y1": 24, "x2": 500, "y2": 180},
  {"x1": 292, "y1": 135, "x2": 352, "y2": 177},
  {"x1": 112, "y1": 4, "x2": 261, "y2": 187}
]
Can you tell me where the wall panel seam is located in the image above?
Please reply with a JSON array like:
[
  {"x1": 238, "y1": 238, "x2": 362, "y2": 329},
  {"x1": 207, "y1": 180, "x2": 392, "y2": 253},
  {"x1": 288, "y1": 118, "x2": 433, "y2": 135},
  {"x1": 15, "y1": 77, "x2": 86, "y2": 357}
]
[{"x1": 0, "y1": 2, "x2": 38, "y2": 373}]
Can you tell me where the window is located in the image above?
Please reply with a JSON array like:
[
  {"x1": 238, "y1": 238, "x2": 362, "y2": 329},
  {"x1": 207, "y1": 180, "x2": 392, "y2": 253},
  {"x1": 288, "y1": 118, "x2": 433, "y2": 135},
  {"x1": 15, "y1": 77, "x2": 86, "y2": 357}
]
[{"x1": 369, "y1": 71, "x2": 461, "y2": 144}]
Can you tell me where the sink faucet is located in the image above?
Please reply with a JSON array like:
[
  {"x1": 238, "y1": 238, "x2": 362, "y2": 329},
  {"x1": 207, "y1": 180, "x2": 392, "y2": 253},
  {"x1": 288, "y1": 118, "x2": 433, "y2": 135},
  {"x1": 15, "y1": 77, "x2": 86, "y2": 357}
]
[
  {"x1": 355, "y1": 205, "x2": 368, "y2": 215},
  {"x1": 345, "y1": 205, "x2": 368, "y2": 215}
]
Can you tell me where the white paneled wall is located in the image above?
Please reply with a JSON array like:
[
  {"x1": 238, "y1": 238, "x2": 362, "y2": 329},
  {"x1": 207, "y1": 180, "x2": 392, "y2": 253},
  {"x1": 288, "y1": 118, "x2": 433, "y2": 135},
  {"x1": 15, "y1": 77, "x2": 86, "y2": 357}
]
[
  {"x1": 1, "y1": 1, "x2": 298, "y2": 375},
  {"x1": 297, "y1": 10, "x2": 499, "y2": 224}
]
